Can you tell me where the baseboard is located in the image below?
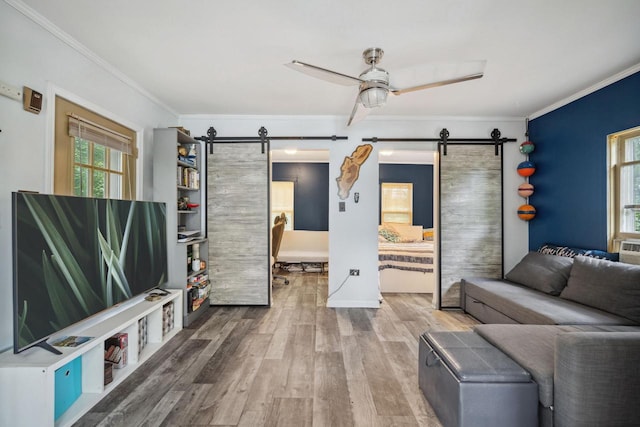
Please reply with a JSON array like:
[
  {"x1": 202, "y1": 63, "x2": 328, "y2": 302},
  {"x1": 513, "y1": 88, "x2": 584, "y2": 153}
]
[{"x1": 326, "y1": 299, "x2": 380, "y2": 308}]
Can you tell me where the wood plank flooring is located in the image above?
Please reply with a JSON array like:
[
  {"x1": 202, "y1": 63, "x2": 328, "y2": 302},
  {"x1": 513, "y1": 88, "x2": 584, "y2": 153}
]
[{"x1": 74, "y1": 272, "x2": 478, "y2": 427}]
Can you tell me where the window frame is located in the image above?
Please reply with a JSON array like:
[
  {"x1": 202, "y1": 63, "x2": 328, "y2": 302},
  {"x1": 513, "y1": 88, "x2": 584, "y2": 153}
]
[
  {"x1": 380, "y1": 182, "x2": 413, "y2": 225},
  {"x1": 54, "y1": 96, "x2": 137, "y2": 199},
  {"x1": 608, "y1": 126, "x2": 640, "y2": 251}
]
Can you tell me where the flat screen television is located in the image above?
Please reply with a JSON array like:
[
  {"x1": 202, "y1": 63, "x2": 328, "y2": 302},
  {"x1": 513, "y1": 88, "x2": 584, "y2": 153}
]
[{"x1": 12, "y1": 192, "x2": 168, "y2": 354}]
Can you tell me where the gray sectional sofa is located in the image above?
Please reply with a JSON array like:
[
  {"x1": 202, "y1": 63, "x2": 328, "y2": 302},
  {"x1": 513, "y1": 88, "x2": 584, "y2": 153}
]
[{"x1": 459, "y1": 252, "x2": 640, "y2": 427}]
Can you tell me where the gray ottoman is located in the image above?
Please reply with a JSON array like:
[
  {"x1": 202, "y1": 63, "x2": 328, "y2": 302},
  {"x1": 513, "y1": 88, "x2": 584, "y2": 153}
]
[{"x1": 419, "y1": 331, "x2": 538, "y2": 427}]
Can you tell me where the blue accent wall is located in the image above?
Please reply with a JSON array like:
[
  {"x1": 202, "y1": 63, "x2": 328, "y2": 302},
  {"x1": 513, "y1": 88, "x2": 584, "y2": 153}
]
[
  {"x1": 272, "y1": 162, "x2": 329, "y2": 231},
  {"x1": 379, "y1": 163, "x2": 434, "y2": 228},
  {"x1": 528, "y1": 71, "x2": 640, "y2": 251}
]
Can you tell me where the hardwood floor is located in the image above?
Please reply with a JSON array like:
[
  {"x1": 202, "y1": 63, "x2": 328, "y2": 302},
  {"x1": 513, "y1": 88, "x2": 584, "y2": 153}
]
[{"x1": 75, "y1": 272, "x2": 478, "y2": 427}]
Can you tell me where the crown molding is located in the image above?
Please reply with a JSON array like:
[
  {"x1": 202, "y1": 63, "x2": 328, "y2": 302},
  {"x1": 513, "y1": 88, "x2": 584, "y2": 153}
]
[
  {"x1": 6, "y1": 0, "x2": 178, "y2": 117},
  {"x1": 529, "y1": 63, "x2": 640, "y2": 120},
  {"x1": 179, "y1": 113, "x2": 525, "y2": 122}
]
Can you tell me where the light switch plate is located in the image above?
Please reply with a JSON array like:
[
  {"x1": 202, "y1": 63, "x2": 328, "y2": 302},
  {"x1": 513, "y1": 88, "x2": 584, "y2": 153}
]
[{"x1": 0, "y1": 80, "x2": 22, "y2": 101}]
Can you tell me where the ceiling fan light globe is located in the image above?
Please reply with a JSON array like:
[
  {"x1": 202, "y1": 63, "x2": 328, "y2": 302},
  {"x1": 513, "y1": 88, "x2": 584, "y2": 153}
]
[{"x1": 360, "y1": 87, "x2": 387, "y2": 108}]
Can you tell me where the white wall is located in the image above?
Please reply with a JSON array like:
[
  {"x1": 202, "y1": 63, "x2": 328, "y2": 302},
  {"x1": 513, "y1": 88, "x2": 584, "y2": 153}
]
[
  {"x1": 180, "y1": 115, "x2": 528, "y2": 309},
  {"x1": 0, "y1": 1, "x2": 177, "y2": 352}
]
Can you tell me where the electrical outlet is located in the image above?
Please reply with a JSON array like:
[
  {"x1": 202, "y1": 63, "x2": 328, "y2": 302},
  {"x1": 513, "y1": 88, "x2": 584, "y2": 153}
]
[
  {"x1": 0, "y1": 80, "x2": 22, "y2": 101},
  {"x1": 349, "y1": 269, "x2": 360, "y2": 276}
]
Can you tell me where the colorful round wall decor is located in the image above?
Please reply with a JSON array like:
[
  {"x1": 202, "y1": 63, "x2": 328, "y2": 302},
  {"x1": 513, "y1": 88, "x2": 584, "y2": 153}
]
[
  {"x1": 519, "y1": 141, "x2": 535, "y2": 154},
  {"x1": 518, "y1": 182, "x2": 534, "y2": 198},
  {"x1": 517, "y1": 161, "x2": 536, "y2": 177},
  {"x1": 517, "y1": 204, "x2": 536, "y2": 221}
]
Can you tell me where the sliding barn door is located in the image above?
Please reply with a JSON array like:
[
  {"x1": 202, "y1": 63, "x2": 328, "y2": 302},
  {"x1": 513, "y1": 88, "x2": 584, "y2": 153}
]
[
  {"x1": 208, "y1": 142, "x2": 271, "y2": 305},
  {"x1": 438, "y1": 144, "x2": 503, "y2": 308}
]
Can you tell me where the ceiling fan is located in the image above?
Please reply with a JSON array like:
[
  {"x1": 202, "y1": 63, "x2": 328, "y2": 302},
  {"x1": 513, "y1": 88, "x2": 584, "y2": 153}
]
[{"x1": 285, "y1": 47, "x2": 484, "y2": 126}]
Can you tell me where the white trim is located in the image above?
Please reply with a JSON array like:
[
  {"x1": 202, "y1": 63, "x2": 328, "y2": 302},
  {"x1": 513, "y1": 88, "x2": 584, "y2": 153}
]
[
  {"x1": 45, "y1": 83, "x2": 145, "y2": 199},
  {"x1": 6, "y1": 0, "x2": 178, "y2": 117},
  {"x1": 180, "y1": 113, "x2": 526, "y2": 123},
  {"x1": 529, "y1": 63, "x2": 640, "y2": 120},
  {"x1": 44, "y1": 83, "x2": 56, "y2": 193},
  {"x1": 326, "y1": 299, "x2": 380, "y2": 308}
]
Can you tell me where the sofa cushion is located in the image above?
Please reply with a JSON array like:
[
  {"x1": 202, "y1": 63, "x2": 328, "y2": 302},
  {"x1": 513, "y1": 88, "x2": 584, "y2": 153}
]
[
  {"x1": 474, "y1": 324, "x2": 640, "y2": 409},
  {"x1": 505, "y1": 252, "x2": 573, "y2": 295},
  {"x1": 560, "y1": 256, "x2": 640, "y2": 324},
  {"x1": 462, "y1": 278, "x2": 634, "y2": 325},
  {"x1": 474, "y1": 324, "x2": 571, "y2": 408},
  {"x1": 554, "y1": 330, "x2": 640, "y2": 426}
]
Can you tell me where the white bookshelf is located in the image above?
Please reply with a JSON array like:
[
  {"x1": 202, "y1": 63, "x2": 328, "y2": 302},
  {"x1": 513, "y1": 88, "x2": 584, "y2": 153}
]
[
  {"x1": 153, "y1": 128, "x2": 210, "y2": 325},
  {"x1": 0, "y1": 290, "x2": 182, "y2": 427}
]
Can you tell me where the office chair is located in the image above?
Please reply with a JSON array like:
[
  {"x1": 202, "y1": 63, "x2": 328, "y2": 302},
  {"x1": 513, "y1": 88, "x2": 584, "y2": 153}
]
[{"x1": 272, "y1": 213, "x2": 289, "y2": 285}]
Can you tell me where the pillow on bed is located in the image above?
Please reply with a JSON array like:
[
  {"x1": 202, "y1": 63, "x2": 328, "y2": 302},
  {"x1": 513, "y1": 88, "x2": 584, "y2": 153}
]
[
  {"x1": 378, "y1": 225, "x2": 401, "y2": 242},
  {"x1": 505, "y1": 251, "x2": 574, "y2": 295},
  {"x1": 388, "y1": 223, "x2": 423, "y2": 242}
]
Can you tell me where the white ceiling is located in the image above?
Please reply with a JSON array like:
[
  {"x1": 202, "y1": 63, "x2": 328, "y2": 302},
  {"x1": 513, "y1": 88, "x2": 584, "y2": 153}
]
[{"x1": 16, "y1": 0, "x2": 640, "y2": 120}]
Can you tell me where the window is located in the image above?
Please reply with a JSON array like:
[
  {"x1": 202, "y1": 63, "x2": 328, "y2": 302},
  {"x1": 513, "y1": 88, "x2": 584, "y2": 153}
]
[
  {"x1": 72, "y1": 137, "x2": 123, "y2": 198},
  {"x1": 381, "y1": 182, "x2": 413, "y2": 224},
  {"x1": 54, "y1": 96, "x2": 137, "y2": 199},
  {"x1": 608, "y1": 126, "x2": 640, "y2": 250},
  {"x1": 271, "y1": 181, "x2": 294, "y2": 230}
]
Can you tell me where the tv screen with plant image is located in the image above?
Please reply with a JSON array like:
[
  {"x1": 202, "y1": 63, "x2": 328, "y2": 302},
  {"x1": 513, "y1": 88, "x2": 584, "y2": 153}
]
[{"x1": 12, "y1": 192, "x2": 168, "y2": 354}]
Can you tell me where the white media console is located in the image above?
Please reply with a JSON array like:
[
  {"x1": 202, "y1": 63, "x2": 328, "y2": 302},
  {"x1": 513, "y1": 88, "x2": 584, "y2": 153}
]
[{"x1": 0, "y1": 289, "x2": 182, "y2": 427}]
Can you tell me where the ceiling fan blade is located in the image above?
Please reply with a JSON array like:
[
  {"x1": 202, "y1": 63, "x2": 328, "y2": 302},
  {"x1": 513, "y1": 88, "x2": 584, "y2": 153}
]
[
  {"x1": 285, "y1": 60, "x2": 363, "y2": 86},
  {"x1": 347, "y1": 94, "x2": 370, "y2": 127},
  {"x1": 390, "y1": 72, "x2": 483, "y2": 96}
]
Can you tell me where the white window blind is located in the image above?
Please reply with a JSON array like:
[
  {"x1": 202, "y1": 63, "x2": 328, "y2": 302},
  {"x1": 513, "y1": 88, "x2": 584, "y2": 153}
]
[
  {"x1": 68, "y1": 114, "x2": 134, "y2": 156},
  {"x1": 381, "y1": 182, "x2": 413, "y2": 224}
]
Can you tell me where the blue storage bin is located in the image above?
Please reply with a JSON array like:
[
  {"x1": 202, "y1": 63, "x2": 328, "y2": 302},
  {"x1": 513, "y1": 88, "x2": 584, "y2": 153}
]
[{"x1": 54, "y1": 357, "x2": 82, "y2": 420}]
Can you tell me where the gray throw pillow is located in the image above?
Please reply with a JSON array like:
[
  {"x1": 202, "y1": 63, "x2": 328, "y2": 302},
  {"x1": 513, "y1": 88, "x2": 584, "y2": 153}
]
[
  {"x1": 560, "y1": 256, "x2": 640, "y2": 323},
  {"x1": 505, "y1": 251, "x2": 574, "y2": 295}
]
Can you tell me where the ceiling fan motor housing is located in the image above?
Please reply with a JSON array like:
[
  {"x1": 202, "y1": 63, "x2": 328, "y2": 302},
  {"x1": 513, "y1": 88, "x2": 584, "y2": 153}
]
[{"x1": 359, "y1": 67, "x2": 389, "y2": 108}]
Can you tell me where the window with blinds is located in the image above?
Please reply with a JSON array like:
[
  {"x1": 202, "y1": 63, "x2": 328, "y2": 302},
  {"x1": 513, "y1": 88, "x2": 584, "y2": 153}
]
[
  {"x1": 271, "y1": 181, "x2": 294, "y2": 230},
  {"x1": 381, "y1": 182, "x2": 413, "y2": 224},
  {"x1": 54, "y1": 96, "x2": 137, "y2": 199}
]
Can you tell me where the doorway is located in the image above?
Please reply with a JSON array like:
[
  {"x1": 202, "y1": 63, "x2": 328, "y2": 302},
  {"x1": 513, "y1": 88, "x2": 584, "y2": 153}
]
[
  {"x1": 270, "y1": 149, "x2": 330, "y2": 284},
  {"x1": 378, "y1": 149, "x2": 438, "y2": 296}
]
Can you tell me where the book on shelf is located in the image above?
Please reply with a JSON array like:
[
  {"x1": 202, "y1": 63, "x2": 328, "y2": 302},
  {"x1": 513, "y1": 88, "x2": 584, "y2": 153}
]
[
  {"x1": 177, "y1": 155, "x2": 195, "y2": 167},
  {"x1": 178, "y1": 237, "x2": 198, "y2": 243},
  {"x1": 188, "y1": 273, "x2": 209, "y2": 287},
  {"x1": 162, "y1": 302, "x2": 174, "y2": 336},
  {"x1": 177, "y1": 166, "x2": 199, "y2": 189},
  {"x1": 178, "y1": 229, "x2": 200, "y2": 242},
  {"x1": 104, "y1": 333, "x2": 128, "y2": 369},
  {"x1": 188, "y1": 280, "x2": 211, "y2": 308}
]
